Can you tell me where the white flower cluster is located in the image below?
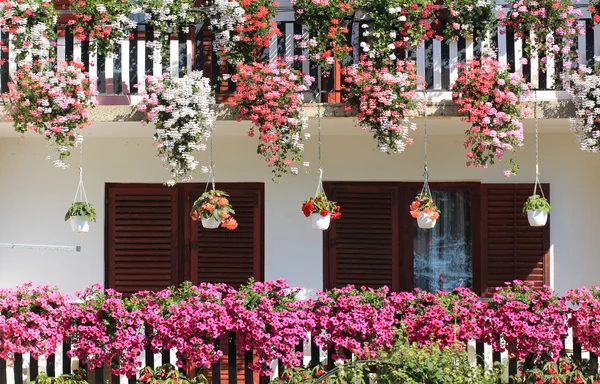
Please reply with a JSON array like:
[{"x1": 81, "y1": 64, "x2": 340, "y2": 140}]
[
  {"x1": 566, "y1": 61, "x2": 600, "y2": 153},
  {"x1": 0, "y1": 0, "x2": 57, "y2": 62},
  {"x1": 138, "y1": 71, "x2": 216, "y2": 186},
  {"x1": 142, "y1": 0, "x2": 194, "y2": 63},
  {"x1": 207, "y1": 0, "x2": 245, "y2": 63}
]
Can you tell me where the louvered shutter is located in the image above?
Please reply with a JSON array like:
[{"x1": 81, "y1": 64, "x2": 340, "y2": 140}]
[
  {"x1": 188, "y1": 184, "x2": 264, "y2": 287},
  {"x1": 106, "y1": 185, "x2": 180, "y2": 294},
  {"x1": 481, "y1": 184, "x2": 551, "y2": 296},
  {"x1": 323, "y1": 183, "x2": 400, "y2": 290}
]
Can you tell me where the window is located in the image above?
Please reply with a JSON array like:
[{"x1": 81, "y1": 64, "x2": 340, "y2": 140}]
[
  {"x1": 105, "y1": 183, "x2": 264, "y2": 294},
  {"x1": 323, "y1": 182, "x2": 550, "y2": 296}
]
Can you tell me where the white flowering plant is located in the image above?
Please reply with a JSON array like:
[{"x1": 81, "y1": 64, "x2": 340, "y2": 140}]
[
  {"x1": 566, "y1": 59, "x2": 600, "y2": 153},
  {"x1": 2, "y1": 59, "x2": 98, "y2": 168},
  {"x1": 206, "y1": 0, "x2": 246, "y2": 63},
  {"x1": 141, "y1": 0, "x2": 197, "y2": 63},
  {"x1": 137, "y1": 71, "x2": 216, "y2": 186},
  {"x1": 68, "y1": 0, "x2": 140, "y2": 58},
  {"x1": 0, "y1": 0, "x2": 58, "y2": 63}
]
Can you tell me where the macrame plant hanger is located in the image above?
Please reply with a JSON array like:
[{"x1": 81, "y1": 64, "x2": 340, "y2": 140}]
[
  {"x1": 533, "y1": 91, "x2": 546, "y2": 201},
  {"x1": 420, "y1": 90, "x2": 431, "y2": 199},
  {"x1": 315, "y1": 88, "x2": 326, "y2": 200},
  {"x1": 205, "y1": 124, "x2": 216, "y2": 194},
  {"x1": 73, "y1": 139, "x2": 89, "y2": 206}
]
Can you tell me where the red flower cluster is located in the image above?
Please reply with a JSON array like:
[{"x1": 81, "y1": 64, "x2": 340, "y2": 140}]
[
  {"x1": 451, "y1": 57, "x2": 530, "y2": 177},
  {"x1": 342, "y1": 58, "x2": 422, "y2": 153},
  {"x1": 232, "y1": 59, "x2": 314, "y2": 179},
  {"x1": 302, "y1": 193, "x2": 341, "y2": 219}
]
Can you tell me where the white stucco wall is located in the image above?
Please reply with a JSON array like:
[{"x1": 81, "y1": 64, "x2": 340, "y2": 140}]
[{"x1": 0, "y1": 119, "x2": 599, "y2": 295}]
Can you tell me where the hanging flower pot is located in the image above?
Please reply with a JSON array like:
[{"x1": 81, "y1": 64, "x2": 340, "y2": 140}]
[
  {"x1": 311, "y1": 213, "x2": 331, "y2": 230},
  {"x1": 523, "y1": 195, "x2": 551, "y2": 227},
  {"x1": 65, "y1": 202, "x2": 96, "y2": 233},
  {"x1": 302, "y1": 193, "x2": 341, "y2": 231},
  {"x1": 410, "y1": 193, "x2": 440, "y2": 230},
  {"x1": 191, "y1": 190, "x2": 238, "y2": 230},
  {"x1": 201, "y1": 216, "x2": 221, "y2": 230}
]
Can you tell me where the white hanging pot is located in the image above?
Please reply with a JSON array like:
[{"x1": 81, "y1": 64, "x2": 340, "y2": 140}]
[
  {"x1": 417, "y1": 211, "x2": 437, "y2": 229},
  {"x1": 311, "y1": 213, "x2": 331, "y2": 230},
  {"x1": 527, "y1": 209, "x2": 548, "y2": 227},
  {"x1": 201, "y1": 216, "x2": 221, "y2": 229},
  {"x1": 70, "y1": 216, "x2": 90, "y2": 233}
]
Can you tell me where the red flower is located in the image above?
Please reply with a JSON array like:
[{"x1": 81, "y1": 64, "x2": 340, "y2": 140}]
[{"x1": 320, "y1": 209, "x2": 329, "y2": 217}]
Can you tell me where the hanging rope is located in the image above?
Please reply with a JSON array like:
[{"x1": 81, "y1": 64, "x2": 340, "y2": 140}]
[
  {"x1": 421, "y1": 90, "x2": 431, "y2": 197},
  {"x1": 205, "y1": 124, "x2": 216, "y2": 192},
  {"x1": 316, "y1": 86, "x2": 326, "y2": 199},
  {"x1": 533, "y1": 90, "x2": 545, "y2": 199},
  {"x1": 72, "y1": 140, "x2": 89, "y2": 204}
]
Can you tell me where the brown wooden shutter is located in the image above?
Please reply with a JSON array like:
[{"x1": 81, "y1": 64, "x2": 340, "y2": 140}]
[
  {"x1": 105, "y1": 185, "x2": 180, "y2": 294},
  {"x1": 323, "y1": 183, "x2": 400, "y2": 291},
  {"x1": 481, "y1": 183, "x2": 550, "y2": 296},
  {"x1": 187, "y1": 183, "x2": 264, "y2": 287}
]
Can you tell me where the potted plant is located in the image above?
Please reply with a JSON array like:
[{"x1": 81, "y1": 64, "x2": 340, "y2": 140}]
[
  {"x1": 65, "y1": 202, "x2": 97, "y2": 233},
  {"x1": 523, "y1": 194, "x2": 551, "y2": 227},
  {"x1": 409, "y1": 193, "x2": 440, "y2": 229},
  {"x1": 301, "y1": 193, "x2": 341, "y2": 230},
  {"x1": 190, "y1": 190, "x2": 238, "y2": 230}
]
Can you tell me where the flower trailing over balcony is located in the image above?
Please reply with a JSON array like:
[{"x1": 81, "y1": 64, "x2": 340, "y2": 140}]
[
  {"x1": 566, "y1": 286, "x2": 600, "y2": 357},
  {"x1": 207, "y1": 0, "x2": 246, "y2": 63},
  {"x1": 357, "y1": 0, "x2": 438, "y2": 59},
  {"x1": 451, "y1": 56, "x2": 531, "y2": 177},
  {"x1": 291, "y1": 0, "x2": 354, "y2": 69},
  {"x1": 141, "y1": 0, "x2": 196, "y2": 63},
  {"x1": 215, "y1": 0, "x2": 280, "y2": 64},
  {"x1": 135, "y1": 283, "x2": 229, "y2": 370},
  {"x1": 137, "y1": 71, "x2": 215, "y2": 187},
  {"x1": 498, "y1": 0, "x2": 584, "y2": 71},
  {"x1": 69, "y1": 285, "x2": 147, "y2": 377},
  {"x1": 68, "y1": 0, "x2": 140, "y2": 58},
  {"x1": 232, "y1": 59, "x2": 313, "y2": 179},
  {"x1": 482, "y1": 280, "x2": 568, "y2": 363},
  {"x1": 390, "y1": 288, "x2": 485, "y2": 348},
  {"x1": 342, "y1": 58, "x2": 422, "y2": 154},
  {"x1": 310, "y1": 285, "x2": 396, "y2": 360},
  {"x1": 439, "y1": 0, "x2": 495, "y2": 42},
  {"x1": 0, "y1": 0, "x2": 58, "y2": 62},
  {"x1": 589, "y1": 2, "x2": 600, "y2": 24},
  {"x1": 3, "y1": 59, "x2": 97, "y2": 168},
  {"x1": 565, "y1": 60, "x2": 600, "y2": 153},
  {"x1": 0, "y1": 283, "x2": 73, "y2": 360},
  {"x1": 223, "y1": 279, "x2": 312, "y2": 376}
]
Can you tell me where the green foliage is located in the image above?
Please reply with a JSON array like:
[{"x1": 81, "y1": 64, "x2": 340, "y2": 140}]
[
  {"x1": 515, "y1": 354, "x2": 600, "y2": 384},
  {"x1": 139, "y1": 364, "x2": 207, "y2": 384},
  {"x1": 522, "y1": 195, "x2": 552, "y2": 215},
  {"x1": 28, "y1": 370, "x2": 87, "y2": 384},
  {"x1": 274, "y1": 330, "x2": 504, "y2": 384},
  {"x1": 64, "y1": 202, "x2": 97, "y2": 222}
]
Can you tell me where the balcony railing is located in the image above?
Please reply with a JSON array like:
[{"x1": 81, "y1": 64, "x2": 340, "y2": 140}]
[{"x1": 0, "y1": 10, "x2": 596, "y2": 105}]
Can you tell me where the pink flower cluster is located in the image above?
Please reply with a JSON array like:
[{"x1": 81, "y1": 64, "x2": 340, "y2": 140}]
[
  {"x1": 498, "y1": 0, "x2": 584, "y2": 71},
  {"x1": 232, "y1": 59, "x2": 314, "y2": 179},
  {"x1": 566, "y1": 286, "x2": 600, "y2": 356},
  {"x1": 310, "y1": 286, "x2": 396, "y2": 360},
  {"x1": 224, "y1": 279, "x2": 312, "y2": 375},
  {"x1": 342, "y1": 58, "x2": 423, "y2": 154},
  {"x1": 69, "y1": 285, "x2": 147, "y2": 376},
  {"x1": 451, "y1": 56, "x2": 531, "y2": 177},
  {"x1": 482, "y1": 280, "x2": 568, "y2": 362},
  {"x1": 0, "y1": 282, "x2": 72, "y2": 360},
  {"x1": 3, "y1": 59, "x2": 98, "y2": 168},
  {"x1": 391, "y1": 288, "x2": 485, "y2": 348},
  {"x1": 0, "y1": 280, "x2": 588, "y2": 377}
]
